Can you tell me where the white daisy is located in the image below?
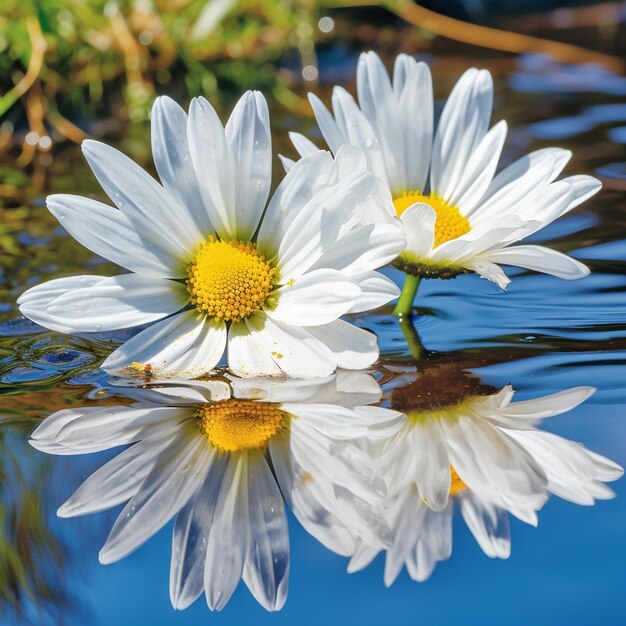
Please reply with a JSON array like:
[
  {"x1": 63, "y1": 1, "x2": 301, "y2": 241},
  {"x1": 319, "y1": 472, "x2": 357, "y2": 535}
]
[
  {"x1": 348, "y1": 486, "x2": 508, "y2": 585},
  {"x1": 289, "y1": 51, "x2": 600, "y2": 293},
  {"x1": 18, "y1": 91, "x2": 405, "y2": 379},
  {"x1": 348, "y1": 379, "x2": 623, "y2": 585},
  {"x1": 30, "y1": 371, "x2": 404, "y2": 612}
]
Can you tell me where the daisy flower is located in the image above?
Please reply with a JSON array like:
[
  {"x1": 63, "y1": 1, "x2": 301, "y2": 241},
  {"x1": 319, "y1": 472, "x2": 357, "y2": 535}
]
[
  {"x1": 18, "y1": 91, "x2": 404, "y2": 379},
  {"x1": 348, "y1": 377, "x2": 622, "y2": 585},
  {"x1": 30, "y1": 371, "x2": 404, "y2": 612},
  {"x1": 289, "y1": 51, "x2": 600, "y2": 313}
]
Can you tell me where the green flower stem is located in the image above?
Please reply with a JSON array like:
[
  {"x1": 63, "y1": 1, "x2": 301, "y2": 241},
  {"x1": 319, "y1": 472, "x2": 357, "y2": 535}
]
[
  {"x1": 398, "y1": 314, "x2": 422, "y2": 361},
  {"x1": 392, "y1": 274, "x2": 420, "y2": 317}
]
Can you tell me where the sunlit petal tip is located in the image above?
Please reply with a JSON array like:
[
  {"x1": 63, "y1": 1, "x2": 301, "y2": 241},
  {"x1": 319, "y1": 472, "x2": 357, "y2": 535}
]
[
  {"x1": 80, "y1": 137, "x2": 100, "y2": 155},
  {"x1": 278, "y1": 154, "x2": 295, "y2": 172},
  {"x1": 576, "y1": 386, "x2": 597, "y2": 400},
  {"x1": 56, "y1": 501, "x2": 75, "y2": 518},
  {"x1": 98, "y1": 547, "x2": 117, "y2": 566},
  {"x1": 27, "y1": 438, "x2": 49, "y2": 452},
  {"x1": 151, "y1": 94, "x2": 168, "y2": 114}
]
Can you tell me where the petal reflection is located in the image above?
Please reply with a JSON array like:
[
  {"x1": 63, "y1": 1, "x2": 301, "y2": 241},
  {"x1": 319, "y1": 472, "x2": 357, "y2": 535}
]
[
  {"x1": 353, "y1": 362, "x2": 623, "y2": 585},
  {"x1": 30, "y1": 371, "x2": 401, "y2": 612}
]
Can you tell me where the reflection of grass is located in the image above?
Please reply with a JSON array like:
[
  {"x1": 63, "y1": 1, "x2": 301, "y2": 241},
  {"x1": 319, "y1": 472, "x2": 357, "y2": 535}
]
[{"x1": 0, "y1": 429, "x2": 69, "y2": 625}]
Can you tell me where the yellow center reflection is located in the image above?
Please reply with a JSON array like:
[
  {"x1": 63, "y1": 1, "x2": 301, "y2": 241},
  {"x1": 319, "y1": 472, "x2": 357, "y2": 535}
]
[
  {"x1": 449, "y1": 466, "x2": 468, "y2": 497},
  {"x1": 196, "y1": 399, "x2": 289, "y2": 453},
  {"x1": 186, "y1": 238, "x2": 276, "y2": 321},
  {"x1": 392, "y1": 191, "x2": 471, "y2": 248}
]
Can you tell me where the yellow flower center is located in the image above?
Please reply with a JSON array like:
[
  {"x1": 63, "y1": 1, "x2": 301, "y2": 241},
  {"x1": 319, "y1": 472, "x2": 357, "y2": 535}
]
[
  {"x1": 393, "y1": 191, "x2": 471, "y2": 248},
  {"x1": 449, "y1": 466, "x2": 468, "y2": 497},
  {"x1": 196, "y1": 399, "x2": 289, "y2": 453},
  {"x1": 186, "y1": 238, "x2": 276, "y2": 321}
]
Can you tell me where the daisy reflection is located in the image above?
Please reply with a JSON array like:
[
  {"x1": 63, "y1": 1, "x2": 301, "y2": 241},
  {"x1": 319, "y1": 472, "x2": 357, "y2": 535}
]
[
  {"x1": 30, "y1": 371, "x2": 403, "y2": 612},
  {"x1": 350, "y1": 364, "x2": 623, "y2": 585}
]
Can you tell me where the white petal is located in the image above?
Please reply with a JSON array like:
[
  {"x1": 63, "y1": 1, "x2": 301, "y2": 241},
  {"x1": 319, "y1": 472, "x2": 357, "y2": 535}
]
[
  {"x1": 408, "y1": 504, "x2": 454, "y2": 582},
  {"x1": 267, "y1": 269, "x2": 360, "y2": 326},
  {"x1": 498, "y1": 181, "x2": 575, "y2": 240},
  {"x1": 449, "y1": 120, "x2": 508, "y2": 213},
  {"x1": 230, "y1": 375, "x2": 333, "y2": 402},
  {"x1": 459, "y1": 492, "x2": 511, "y2": 558},
  {"x1": 99, "y1": 427, "x2": 210, "y2": 564},
  {"x1": 288, "y1": 425, "x2": 391, "y2": 547},
  {"x1": 441, "y1": 416, "x2": 546, "y2": 523},
  {"x1": 307, "y1": 93, "x2": 346, "y2": 154},
  {"x1": 47, "y1": 274, "x2": 186, "y2": 331},
  {"x1": 347, "y1": 542, "x2": 381, "y2": 574},
  {"x1": 269, "y1": 433, "x2": 357, "y2": 556},
  {"x1": 102, "y1": 310, "x2": 226, "y2": 378},
  {"x1": 229, "y1": 370, "x2": 381, "y2": 406},
  {"x1": 151, "y1": 96, "x2": 211, "y2": 234},
  {"x1": 361, "y1": 178, "x2": 398, "y2": 224},
  {"x1": 311, "y1": 222, "x2": 406, "y2": 275},
  {"x1": 353, "y1": 406, "x2": 406, "y2": 440},
  {"x1": 478, "y1": 245, "x2": 590, "y2": 280},
  {"x1": 587, "y1": 449, "x2": 624, "y2": 482},
  {"x1": 397, "y1": 60, "x2": 433, "y2": 192},
  {"x1": 278, "y1": 154, "x2": 295, "y2": 172},
  {"x1": 432, "y1": 219, "x2": 533, "y2": 261},
  {"x1": 290, "y1": 423, "x2": 386, "y2": 505},
  {"x1": 18, "y1": 275, "x2": 105, "y2": 333},
  {"x1": 238, "y1": 314, "x2": 335, "y2": 379},
  {"x1": 226, "y1": 320, "x2": 283, "y2": 378},
  {"x1": 119, "y1": 381, "x2": 230, "y2": 405},
  {"x1": 331, "y1": 86, "x2": 389, "y2": 185},
  {"x1": 334, "y1": 144, "x2": 368, "y2": 179},
  {"x1": 357, "y1": 52, "x2": 394, "y2": 123},
  {"x1": 400, "y1": 202, "x2": 436, "y2": 258},
  {"x1": 357, "y1": 51, "x2": 404, "y2": 192},
  {"x1": 463, "y1": 259, "x2": 511, "y2": 289},
  {"x1": 383, "y1": 488, "x2": 428, "y2": 586},
  {"x1": 431, "y1": 68, "x2": 493, "y2": 200},
  {"x1": 31, "y1": 405, "x2": 190, "y2": 455},
  {"x1": 480, "y1": 147, "x2": 572, "y2": 207},
  {"x1": 256, "y1": 150, "x2": 338, "y2": 256},
  {"x1": 412, "y1": 419, "x2": 452, "y2": 511},
  {"x1": 304, "y1": 319, "x2": 378, "y2": 370},
  {"x1": 47, "y1": 195, "x2": 180, "y2": 278},
  {"x1": 472, "y1": 386, "x2": 515, "y2": 415},
  {"x1": 242, "y1": 451, "x2": 289, "y2": 612},
  {"x1": 58, "y1": 428, "x2": 178, "y2": 517},
  {"x1": 496, "y1": 386, "x2": 595, "y2": 424},
  {"x1": 288, "y1": 131, "x2": 319, "y2": 158},
  {"x1": 29, "y1": 403, "x2": 133, "y2": 443},
  {"x1": 275, "y1": 170, "x2": 374, "y2": 280},
  {"x1": 82, "y1": 140, "x2": 201, "y2": 259},
  {"x1": 187, "y1": 96, "x2": 235, "y2": 239},
  {"x1": 509, "y1": 430, "x2": 622, "y2": 505},
  {"x1": 170, "y1": 452, "x2": 228, "y2": 610},
  {"x1": 469, "y1": 150, "x2": 569, "y2": 224},
  {"x1": 348, "y1": 271, "x2": 400, "y2": 313},
  {"x1": 392, "y1": 53, "x2": 415, "y2": 94},
  {"x1": 560, "y1": 174, "x2": 602, "y2": 211},
  {"x1": 283, "y1": 402, "x2": 400, "y2": 441},
  {"x1": 225, "y1": 91, "x2": 272, "y2": 240},
  {"x1": 204, "y1": 454, "x2": 249, "y2": 611}
]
